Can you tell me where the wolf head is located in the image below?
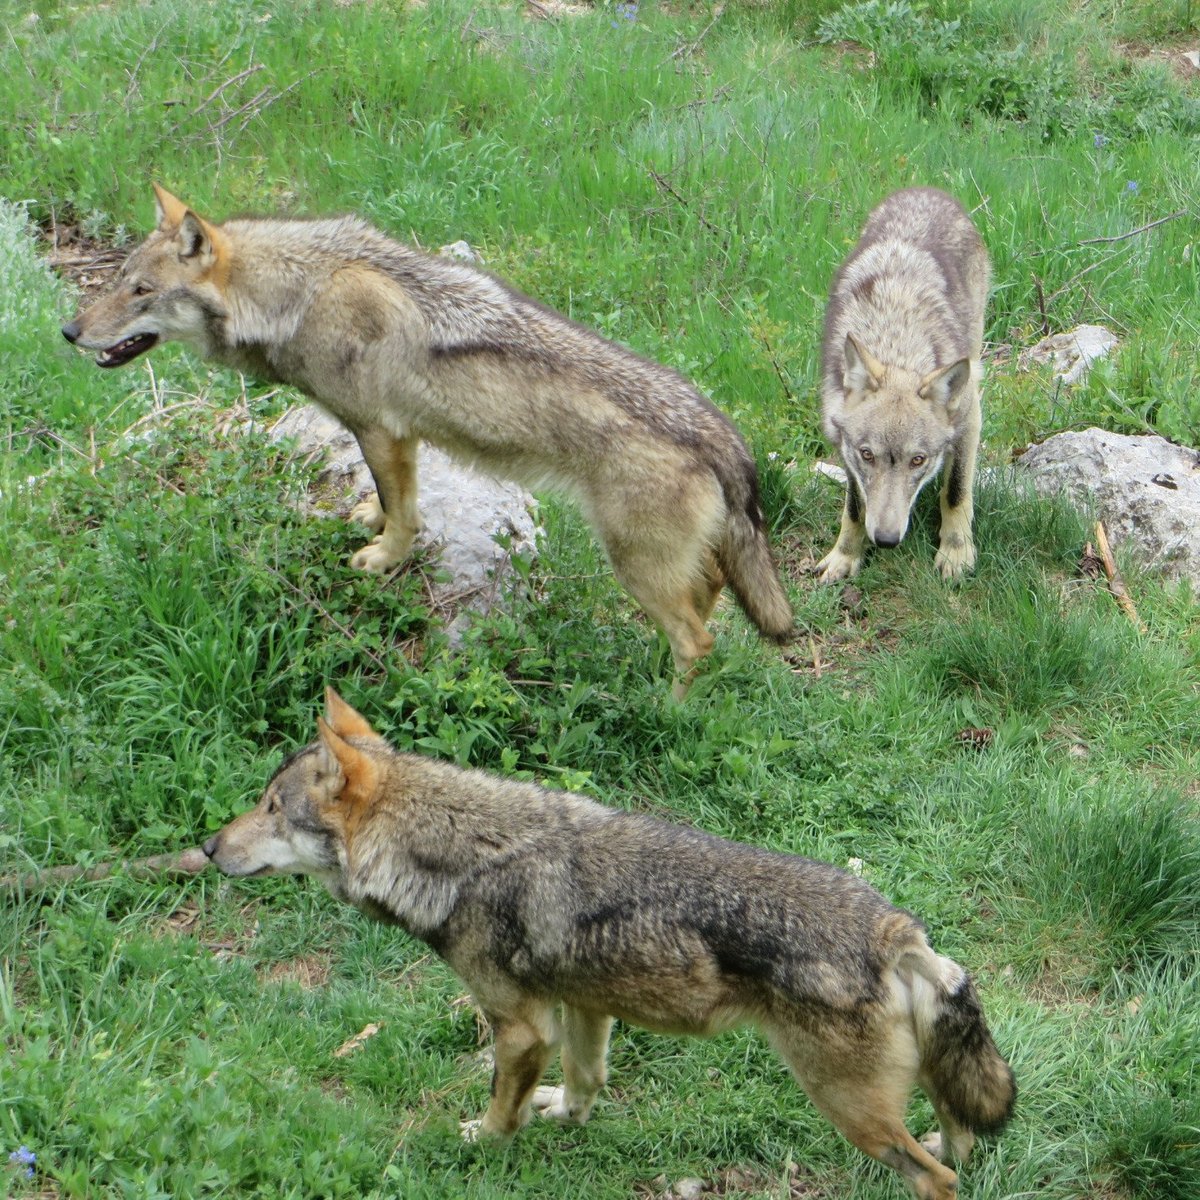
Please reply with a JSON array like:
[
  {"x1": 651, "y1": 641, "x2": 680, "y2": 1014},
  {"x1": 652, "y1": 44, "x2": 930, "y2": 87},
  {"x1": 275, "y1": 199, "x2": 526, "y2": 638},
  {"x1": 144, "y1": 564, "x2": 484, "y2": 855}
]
[
  {"x1": 829, "y1": 334, "x2": 973, "y2": 547},
  {"x1": 61, "y1": 184, "x2": 229, "y2": 366},
  {"x1": 202, "y1": 689, "x2": 382, "y2": 880}
]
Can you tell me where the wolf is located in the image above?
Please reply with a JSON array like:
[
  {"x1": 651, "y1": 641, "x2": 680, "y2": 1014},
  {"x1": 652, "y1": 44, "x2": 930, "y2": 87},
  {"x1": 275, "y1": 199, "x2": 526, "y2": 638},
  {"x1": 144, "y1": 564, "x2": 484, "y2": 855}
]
[
  {"x1": 816, "y1": 187, "x2": 990, "y2": 583},
  {"x1": 203, "y1": 688, "x2": 1016, "y2": 1199},
  {"x1": 60, "y1": 186, "x2": 792, "y2": 697}
]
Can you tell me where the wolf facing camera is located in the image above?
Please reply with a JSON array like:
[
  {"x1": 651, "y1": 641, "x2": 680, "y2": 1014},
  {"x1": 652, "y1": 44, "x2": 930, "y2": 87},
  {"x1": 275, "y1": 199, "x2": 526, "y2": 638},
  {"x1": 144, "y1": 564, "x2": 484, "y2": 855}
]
[{"x1": 817, "y1": 187, "x2": 990, "y2": 583}]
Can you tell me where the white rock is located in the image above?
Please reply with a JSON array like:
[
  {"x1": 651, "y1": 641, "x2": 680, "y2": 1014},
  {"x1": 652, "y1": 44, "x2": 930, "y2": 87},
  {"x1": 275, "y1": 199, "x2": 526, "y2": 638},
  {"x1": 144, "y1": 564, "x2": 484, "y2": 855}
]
[
  {"x1": 268, "y1": 404, "x2": 539, "y2": 621},
  {"x1": 438, "y1": 240, "x2": 483, "y2": 264},
  {"x1": 1019, "y1": 324, "x2": 1118, "y2": 386},
  {"x1": 1016, "y1": 428, "x2": 1200, "y2": 587},
  {"x1": 812, "y1": 460, "x2": 848, "y2": 486}
]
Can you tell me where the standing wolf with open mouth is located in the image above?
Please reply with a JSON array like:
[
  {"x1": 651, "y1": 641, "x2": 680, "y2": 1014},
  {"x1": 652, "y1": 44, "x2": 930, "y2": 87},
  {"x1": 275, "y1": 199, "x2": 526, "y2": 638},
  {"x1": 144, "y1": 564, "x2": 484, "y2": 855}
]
[
  {"x1": 817, "y1": 187, "x2": 990, "y2": 583},
  {"x1": 203, "y1": 688, "x2": 1016, "y2": 1200},
  {"x1": 62, "y1": 186, "x2": 792, "y2": 696}
]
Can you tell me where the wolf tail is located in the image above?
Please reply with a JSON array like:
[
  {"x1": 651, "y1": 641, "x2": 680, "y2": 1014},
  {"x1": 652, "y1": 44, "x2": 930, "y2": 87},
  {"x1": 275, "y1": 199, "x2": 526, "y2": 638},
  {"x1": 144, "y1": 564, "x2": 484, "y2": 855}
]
[
  {"x1": 907, "y1": 946, "x2": 1016, "y2": 1136},
  {"x1": 714, "y1": 461, "x2": 793, "y2": 644}
]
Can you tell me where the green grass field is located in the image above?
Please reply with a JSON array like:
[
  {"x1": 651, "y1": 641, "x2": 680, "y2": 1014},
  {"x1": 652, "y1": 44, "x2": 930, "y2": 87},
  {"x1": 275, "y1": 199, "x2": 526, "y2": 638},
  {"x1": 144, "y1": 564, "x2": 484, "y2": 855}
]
[{"x1": 2, "y1": 1, "x2": 1199, "y2": 1196}]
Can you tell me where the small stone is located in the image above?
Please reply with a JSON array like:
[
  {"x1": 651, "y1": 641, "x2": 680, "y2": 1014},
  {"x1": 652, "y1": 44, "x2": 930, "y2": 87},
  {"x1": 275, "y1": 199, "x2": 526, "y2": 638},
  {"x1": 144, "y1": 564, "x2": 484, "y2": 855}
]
[
  {"x1": 1019, "y1": 324, "x2": 1118, "y2": 386},
  {"x1": 438, "y1": 240, "x2": 483, "y2": 264}
]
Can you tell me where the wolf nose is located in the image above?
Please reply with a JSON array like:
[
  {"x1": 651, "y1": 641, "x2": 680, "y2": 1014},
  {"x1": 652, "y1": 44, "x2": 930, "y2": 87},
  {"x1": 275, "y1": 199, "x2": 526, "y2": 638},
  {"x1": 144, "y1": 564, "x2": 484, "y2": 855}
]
[
  {"x1": 873, "y1": 533, "x2": 902, "y2": 549},
  {"x1": 202, "y1": 835, "x2": 218, "y2": 859},
  {"x1": 61, "y1": 321, "x2": 81, "y2": 344}
]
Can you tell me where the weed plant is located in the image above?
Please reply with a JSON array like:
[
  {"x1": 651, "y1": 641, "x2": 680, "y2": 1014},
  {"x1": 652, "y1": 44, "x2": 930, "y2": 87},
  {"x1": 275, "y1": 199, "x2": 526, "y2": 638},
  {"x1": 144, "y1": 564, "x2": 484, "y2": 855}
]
[{"x1": 2, "y1": 1, "x2": 1199, "y2": 1197}]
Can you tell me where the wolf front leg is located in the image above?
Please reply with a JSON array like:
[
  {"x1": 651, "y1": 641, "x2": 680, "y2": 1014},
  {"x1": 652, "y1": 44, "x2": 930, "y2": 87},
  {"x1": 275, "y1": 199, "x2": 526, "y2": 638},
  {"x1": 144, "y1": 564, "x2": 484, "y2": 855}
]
[
  {"x1": 461, "y1": 1007, "x2": 558, "y2": 1141},
  {"x1": 816, "y1": 479, "x2": 868, "y2": 583},
  {"x1": 348, "y1": 428, "x2": 422, "y2": 574},
  {"x1": 934, "y1": 403, "x2": 980, "y2": 580}
]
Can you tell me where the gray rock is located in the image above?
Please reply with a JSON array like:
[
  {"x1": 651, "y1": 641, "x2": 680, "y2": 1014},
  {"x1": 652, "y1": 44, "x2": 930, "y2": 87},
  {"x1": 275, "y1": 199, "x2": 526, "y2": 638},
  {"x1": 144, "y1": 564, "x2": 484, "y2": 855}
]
[
  {"x1": 268, "y1": 404, "x2": 539, "y2": 621},
  {"x1": 1016, "y1": 428, "x2": 1200, "y2": 586},
  {"x1": 438, "y1": 240, "x2": 483, "y2": 264},
  {"x1": 1019, "y1": 324, "x2": 1118, "y2": 386}
]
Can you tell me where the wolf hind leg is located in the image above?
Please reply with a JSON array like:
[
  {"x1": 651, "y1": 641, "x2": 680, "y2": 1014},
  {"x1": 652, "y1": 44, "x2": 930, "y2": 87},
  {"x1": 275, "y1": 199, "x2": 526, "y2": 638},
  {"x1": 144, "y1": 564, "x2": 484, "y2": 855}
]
[
  {"x1": 691, "y1": 551, "x2": 726, "y2": 628},
  {"x1": 918, "y1": 1098, "x2": 976, "y2": 1166},
  {"x1": 348, "y1": 428, "x2": 421, "y2": 574},
  {"x1": 600, "y1": 512, "x2": 719, "y2": 700},
  {"x1": 462, "y1": 1005, "x2": 559, "y2": 1141},
  {"x1": 627, "y1": 579, "x2": 715, "y2": 702},
  {"x1": 817, "y1": 481, "x2": 868, "y2": 583},
  {"x1": 768, "y1": 1023, "x2": 960, "y2": 1200},
  {"x1": 532, "y1": 1007, "x2": 614, "y2": 1124}
]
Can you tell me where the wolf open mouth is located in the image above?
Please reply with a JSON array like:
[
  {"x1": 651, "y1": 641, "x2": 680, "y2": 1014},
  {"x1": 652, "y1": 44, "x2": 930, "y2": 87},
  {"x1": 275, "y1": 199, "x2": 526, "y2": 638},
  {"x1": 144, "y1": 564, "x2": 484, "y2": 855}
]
[{"x1": 96, "y1": 332, "x2": 158, "y2": 367}]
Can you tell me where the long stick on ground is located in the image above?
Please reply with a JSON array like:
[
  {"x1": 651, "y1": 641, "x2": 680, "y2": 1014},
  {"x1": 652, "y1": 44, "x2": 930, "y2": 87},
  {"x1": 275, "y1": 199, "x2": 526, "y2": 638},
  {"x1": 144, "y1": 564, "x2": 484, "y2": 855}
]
[
  {"x1": 0, "y1": 848, "x2": 210, "y2": 895},
  {"x1": 1094, "y1": 520, "x2": 1145, "y2": 631}
]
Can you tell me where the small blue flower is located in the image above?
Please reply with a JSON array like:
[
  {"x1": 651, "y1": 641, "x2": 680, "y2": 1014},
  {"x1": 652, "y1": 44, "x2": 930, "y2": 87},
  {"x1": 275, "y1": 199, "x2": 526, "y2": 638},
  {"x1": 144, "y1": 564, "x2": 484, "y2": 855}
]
[
  {"x1": 1093, "y1": 133, "x2": 1108, "y2": 148},
  {"x1": 1125, "y1": 180, "x2": 1139, "y2": 193},
  {"x1": 611, "y1": 1, "x2": 638, "y2": 25},
  {"x1": 7, "y1": 1146, "x2": 35, "y2": 1179}
]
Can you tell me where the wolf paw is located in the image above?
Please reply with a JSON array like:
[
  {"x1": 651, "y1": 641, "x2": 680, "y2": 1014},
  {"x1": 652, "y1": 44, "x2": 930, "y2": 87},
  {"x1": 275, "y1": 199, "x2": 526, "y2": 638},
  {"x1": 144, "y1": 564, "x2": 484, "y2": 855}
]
[
  {"x1": 349, "y1": 493, "x2": 385, "y2": 533},
  {"x1": 920, "y1": 1130, "x2": 946, "y2": 1161},
  {"x1": 815, "y1": 548, "x2": 862, "y2": 583},
  {"x1": 350, "y1": 539, "x2": 404, "y2": 574},
  {"x1": 531, "y1": 1085, "x2": 592, "y2": 1124},
  {"x1": 935, "y1": 538, "x2": 976, "y2": 580},
  {"x1": 459, "y1": 1119, "x2": 486, "y2": 1143}
]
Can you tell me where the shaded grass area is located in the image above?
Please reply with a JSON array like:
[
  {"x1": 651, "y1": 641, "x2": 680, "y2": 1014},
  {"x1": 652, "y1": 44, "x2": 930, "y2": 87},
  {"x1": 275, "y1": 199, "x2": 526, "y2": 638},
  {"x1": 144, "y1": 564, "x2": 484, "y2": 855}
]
[{"x1": 2, "y1": 1, "x2": 1200, "y2": 1197}]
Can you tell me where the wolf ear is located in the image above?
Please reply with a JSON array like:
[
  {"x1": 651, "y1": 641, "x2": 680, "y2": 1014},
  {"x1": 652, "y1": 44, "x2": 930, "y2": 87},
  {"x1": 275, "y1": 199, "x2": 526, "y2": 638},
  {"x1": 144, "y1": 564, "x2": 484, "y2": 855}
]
[
  {"x1": 917, "y1": 358, "x2": 973, "y2": 414},
  {"x1": 323, "y1": 687, "x2": 382, "y2": 740},
  {"x1": 177, "y1": 211, "x2": 218, "y2": 262},
  {"x1": 317, "y1": 717, "x2": 380, "y2": 803},
  {"x1": 153, "y1": 185, "x2": 221, "y2": 264},
  {"x1": 152, "y1": 183, "x2": 189, "y2": 230},
  {"x1": 843, "y1": 334, "x2": 884, "y2": 398}
]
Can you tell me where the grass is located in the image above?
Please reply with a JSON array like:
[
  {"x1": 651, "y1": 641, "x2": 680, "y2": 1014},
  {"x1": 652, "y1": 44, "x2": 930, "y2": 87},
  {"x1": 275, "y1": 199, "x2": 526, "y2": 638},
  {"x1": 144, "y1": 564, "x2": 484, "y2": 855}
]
[{"x1": 2, "y1": 0, "x2": 1199, "y2": 1196}]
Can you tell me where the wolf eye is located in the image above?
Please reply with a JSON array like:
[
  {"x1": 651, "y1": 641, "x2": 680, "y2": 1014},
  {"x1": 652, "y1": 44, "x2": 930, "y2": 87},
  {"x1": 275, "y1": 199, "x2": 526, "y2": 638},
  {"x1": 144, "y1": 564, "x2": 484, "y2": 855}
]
[
  {"x1": 131, "y1": 282, "x2": 153, "y2": 297},
  {"x1": 910, "y1": 454, "x2": 927, "y2": 468},
  {"x1": 860, "y1": 448, "x2": 875, "y2": 464},
  {"x1": 266, "y1": 795, "x2": 278, "y2": 815}
]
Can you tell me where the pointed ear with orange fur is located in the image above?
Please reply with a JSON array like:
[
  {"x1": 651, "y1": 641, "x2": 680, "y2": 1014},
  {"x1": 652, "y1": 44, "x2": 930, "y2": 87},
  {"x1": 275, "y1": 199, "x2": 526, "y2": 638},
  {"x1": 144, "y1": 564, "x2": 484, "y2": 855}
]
[
  {"x1": 152, "y1": 183, "x2": 190, "y2": 231},
  {"x1": 152, "y1": 183, "x2": 223, "y2": 267},
  {"x1": 323, "y1": 687, "x2": 382, "y2": 740},
  {"x1": 317, "y1": 717, "x2": 380, "y2": 803}
]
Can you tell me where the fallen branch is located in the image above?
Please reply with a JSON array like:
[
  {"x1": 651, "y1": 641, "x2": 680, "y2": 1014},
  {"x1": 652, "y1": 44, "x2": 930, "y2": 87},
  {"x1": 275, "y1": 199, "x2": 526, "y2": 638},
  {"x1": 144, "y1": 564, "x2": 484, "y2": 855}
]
[
  {"x1": 1078, "y1": 210, "x2": 1188, "y2": 246},
  {"x1": 645, "y1": 167, "x2": 727, "y2": 241},
  {"x1": 1093, "y1": 520, "x2": 1145, "y2": 631},
  {"x1": 664, "y1": 3, "x2": 725, "y2": 63},
  {"x1": 0, "y1": 848, "x2": 210, "y2": 895}
]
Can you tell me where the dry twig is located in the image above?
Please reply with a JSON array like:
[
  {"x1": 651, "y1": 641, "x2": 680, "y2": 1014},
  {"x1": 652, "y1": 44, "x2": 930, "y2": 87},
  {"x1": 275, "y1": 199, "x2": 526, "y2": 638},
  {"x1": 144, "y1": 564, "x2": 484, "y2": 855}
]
[
  {"x1": 1078, "y1": 210, "x2": 1188, "y2": 246},
  {"x1": 1, "y1": 849, "x2": 210, "y2": 895},
  {"x1": 1093, "y1": 520, "x2": 1145, "y2": 631}
]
